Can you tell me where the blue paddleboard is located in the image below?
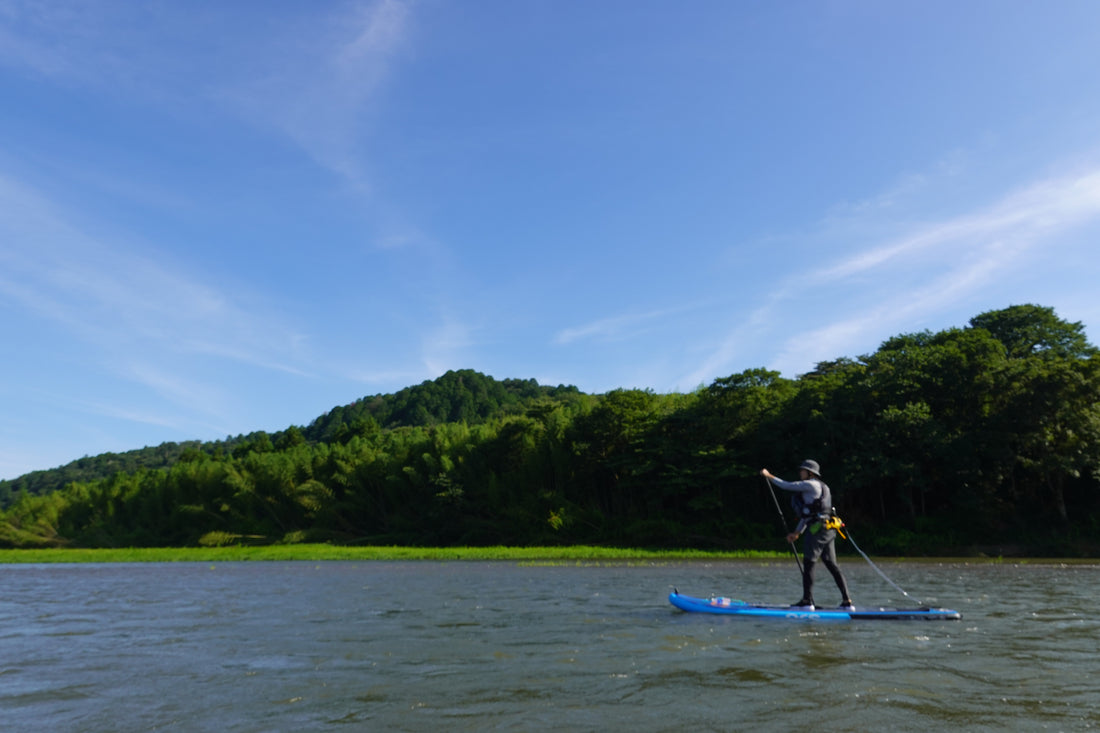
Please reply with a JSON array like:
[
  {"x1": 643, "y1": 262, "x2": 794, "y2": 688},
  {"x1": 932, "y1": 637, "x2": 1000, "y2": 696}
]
[{"x1": 669, "y1": 590, "x2": 961, "y2": 620}]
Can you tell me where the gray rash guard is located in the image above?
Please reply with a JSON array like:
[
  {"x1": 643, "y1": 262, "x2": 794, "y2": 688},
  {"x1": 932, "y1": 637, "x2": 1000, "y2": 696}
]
[{"x1": 768, "y1": 477, "x2": 829, "y2": 534}]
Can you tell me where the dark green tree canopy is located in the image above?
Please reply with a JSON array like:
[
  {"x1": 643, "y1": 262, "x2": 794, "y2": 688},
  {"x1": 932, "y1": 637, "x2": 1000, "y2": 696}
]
[
  {"x1": 970, "y1": 304, "x2": 1096, "y2": 359},
  {"x1": 3, "y1": 307, "x2": 1098, "y2": 556}
]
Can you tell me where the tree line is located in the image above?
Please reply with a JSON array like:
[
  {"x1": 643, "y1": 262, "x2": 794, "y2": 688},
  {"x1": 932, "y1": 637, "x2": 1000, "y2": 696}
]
[{"x1": 2, "y1": 305, "x2": 1098, "y2": 555}]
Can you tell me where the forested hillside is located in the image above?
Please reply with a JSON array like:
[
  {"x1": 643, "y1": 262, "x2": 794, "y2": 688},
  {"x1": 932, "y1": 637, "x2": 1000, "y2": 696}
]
[
  {"x1": 3, "y1": 306, "x2": 1098, "y2": 555},
  {"x1": 0, "y1": 370, "x2": 579, "y2": 505}
]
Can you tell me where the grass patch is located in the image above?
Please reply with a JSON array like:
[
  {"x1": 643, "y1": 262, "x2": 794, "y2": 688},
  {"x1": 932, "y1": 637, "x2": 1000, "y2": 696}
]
[{"x1": 0, "y1": 544, "x2": 787, "y2": 564}]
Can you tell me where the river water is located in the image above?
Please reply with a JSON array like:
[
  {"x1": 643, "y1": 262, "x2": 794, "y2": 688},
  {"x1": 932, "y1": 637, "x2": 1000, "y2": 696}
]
[{"x1": 1, "y1": 559, "x2": 1097, "y2": 732}]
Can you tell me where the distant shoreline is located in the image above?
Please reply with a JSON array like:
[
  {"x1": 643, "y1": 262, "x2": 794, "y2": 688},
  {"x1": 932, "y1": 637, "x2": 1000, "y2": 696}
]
[{"x1": 0, "y1": 545, "x2": 1092, "y2": 564}]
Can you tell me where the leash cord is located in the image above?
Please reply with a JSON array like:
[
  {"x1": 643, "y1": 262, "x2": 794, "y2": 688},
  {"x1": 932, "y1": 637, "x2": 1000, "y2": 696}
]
[{"x1": 844, "y1": 528, "x2": 921, "y2": 605}]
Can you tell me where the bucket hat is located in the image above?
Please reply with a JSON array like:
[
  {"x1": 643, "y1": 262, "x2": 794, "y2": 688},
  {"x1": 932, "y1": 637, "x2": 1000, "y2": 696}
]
[{"x1": 798, "y1": 459, "x2": 821, "y2": 477}]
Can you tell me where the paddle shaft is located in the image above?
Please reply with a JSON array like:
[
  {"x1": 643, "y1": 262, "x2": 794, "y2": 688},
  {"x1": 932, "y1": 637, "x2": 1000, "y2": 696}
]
[{"x1": 764, "y1": 475, "x2": 803, "y2": 574}]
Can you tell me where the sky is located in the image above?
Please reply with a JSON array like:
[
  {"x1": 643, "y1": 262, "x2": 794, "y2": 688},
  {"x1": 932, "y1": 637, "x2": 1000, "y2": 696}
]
[{"x1": 3, "y1": 0, "x2": 1100, "y2": 479}]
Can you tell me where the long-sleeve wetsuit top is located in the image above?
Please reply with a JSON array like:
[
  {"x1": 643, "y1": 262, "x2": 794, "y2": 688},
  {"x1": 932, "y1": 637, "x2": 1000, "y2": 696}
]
[{"x1": 768, "y1": 476, "x2": 826, "y2": 534}]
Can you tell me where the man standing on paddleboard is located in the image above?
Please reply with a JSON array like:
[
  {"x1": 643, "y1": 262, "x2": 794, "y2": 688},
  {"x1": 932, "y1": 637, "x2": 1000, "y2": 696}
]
[{"x1": 761, "y1": 460, "x2": 854, "y2": 611}]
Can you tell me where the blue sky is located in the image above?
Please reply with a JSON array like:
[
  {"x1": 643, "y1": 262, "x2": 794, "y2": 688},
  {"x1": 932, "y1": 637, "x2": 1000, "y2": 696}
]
[{"x1": 3, "y1": 1, "x2": 1100, "y2": 479}]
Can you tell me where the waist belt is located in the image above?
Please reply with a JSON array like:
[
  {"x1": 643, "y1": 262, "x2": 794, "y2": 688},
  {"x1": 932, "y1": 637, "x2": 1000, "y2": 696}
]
[{"x1": 809, "y1": 514, "x2": 847, "y2": 539}]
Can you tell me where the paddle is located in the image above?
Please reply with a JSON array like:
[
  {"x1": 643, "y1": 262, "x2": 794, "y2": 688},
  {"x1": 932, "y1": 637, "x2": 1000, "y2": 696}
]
[{"x1": 764, "y1": 474, "x2": 803, "y2": 575}]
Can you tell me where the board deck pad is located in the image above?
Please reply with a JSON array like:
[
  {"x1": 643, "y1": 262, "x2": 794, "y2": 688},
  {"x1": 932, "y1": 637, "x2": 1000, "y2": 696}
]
[{"x1": 669, "y1": 591, "x2": 961, "y2": 620}]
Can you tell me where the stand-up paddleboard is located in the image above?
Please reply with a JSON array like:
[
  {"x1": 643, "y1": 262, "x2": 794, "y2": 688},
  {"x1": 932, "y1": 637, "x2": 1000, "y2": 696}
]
[{"x1": 669, "y1": 590, "x2": 961, "y2": 620}]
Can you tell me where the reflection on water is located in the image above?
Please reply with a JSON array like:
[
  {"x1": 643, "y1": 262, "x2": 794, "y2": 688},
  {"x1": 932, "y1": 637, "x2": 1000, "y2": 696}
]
[{"x1": 1, "y1": 560, "x2": 1097, "y2": 731}]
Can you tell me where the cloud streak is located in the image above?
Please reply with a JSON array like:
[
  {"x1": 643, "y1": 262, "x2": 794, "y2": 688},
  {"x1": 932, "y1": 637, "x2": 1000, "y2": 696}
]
[
  {"x1": 0, "y1": 173, "x2": 309, "y2": 395},
  {"x1": 224, "y1": 0, "x2": 411, "y2": 189},
  {"x1": 0, "y1": 1, "x2": 412, "y2": 189},
  {"x1": 555, "y1": 303, "x2": 706, "y2": 346},
  {"x1": 786, "y1": 169, "x2": 1100, "y2": 370},
  {"x1": 694, "y1": 167, "x2": 1100, "y2": 382},
  {"x1": 816, "y1": 170, "x2": 1100, "y2": 284},
  {"x1": 0, "y1": 0, "x2": 436, "y2": 429}
]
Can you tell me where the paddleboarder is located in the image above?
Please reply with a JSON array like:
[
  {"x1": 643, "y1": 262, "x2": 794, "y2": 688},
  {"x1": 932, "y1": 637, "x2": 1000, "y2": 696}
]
[{"x1": 761, "y1": 460, "x2": 854, "y2": 610}]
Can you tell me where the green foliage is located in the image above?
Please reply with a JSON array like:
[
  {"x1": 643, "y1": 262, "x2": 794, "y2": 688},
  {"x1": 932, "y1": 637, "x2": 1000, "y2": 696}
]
[
  {"x1": 970, "y1": 303, "x2": 1097, "y2": 360},
  {"x1": 3, "y1": 307, "x2": 1099, "y2": 555},
  {"x1": 303, "y1": 369, "x2": 582, "y2": 442}
]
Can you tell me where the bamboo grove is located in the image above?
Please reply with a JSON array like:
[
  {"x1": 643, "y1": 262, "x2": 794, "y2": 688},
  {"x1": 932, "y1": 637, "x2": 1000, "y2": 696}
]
[{"x1": 2, "y1": 305, "x2": 1098, "y2": 555}]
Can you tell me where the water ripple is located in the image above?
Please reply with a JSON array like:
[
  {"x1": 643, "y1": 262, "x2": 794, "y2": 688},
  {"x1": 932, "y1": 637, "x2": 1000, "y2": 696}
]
[{"x1": 0, "y1": 561, "x2": 1097, "y2": 731}]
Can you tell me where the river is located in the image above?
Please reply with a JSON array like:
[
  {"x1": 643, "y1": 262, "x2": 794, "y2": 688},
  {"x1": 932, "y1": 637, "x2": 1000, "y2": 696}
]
[{"x1": 2, "y1": 559, "x2": 1097, "y2": 731}]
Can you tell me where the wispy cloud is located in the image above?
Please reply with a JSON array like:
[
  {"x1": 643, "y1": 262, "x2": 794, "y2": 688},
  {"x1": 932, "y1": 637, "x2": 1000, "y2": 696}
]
[
  {"x1": 421, "y1": 316, "x2": 474, "y2": 377},
  {"x1": 0, "y1": 173, "x2": 309, "y2": 387},
  {"x1": 816, "y1": 170, "x2": 1100, "y2": 284},
  {"x1": 79, "y1": 392, "x2": 220, "y2": 434},
  {"x1": 109, "y1": 361, "x2": 237, "y2": 428},
  {"x1": 224, "y1": 0, "x2": 411, "y2": 189},
  {"x1": 0, "y1": 2, "x2": 105, "y2": 80},
  {"x1": 678, "y1": 307, "x2": 775, "y2": 389},
  {"x1": 342, "y1": 366, "x2": 427, "y2": 389},
  {"x1": 776, "y1": 168, "x2": 1100, "y2": 373},
  {"x1": 554, "y1": 314, "x2": 637, "y2": 345},
  {"x1": 689, "y1": 167, "x2": 1100, "y2": 382},
  {"x1": 555, "y1": 304, "x2": 702, "y2": 346},
  {"x1": 769, "y1": 252, "x2": 1005, "y2": 375},
  {"x1": 0, "y1": 0, "x2": 412, "y2": 190},
  {"x1": 0, "y1": 3, "x2": 195, "y2": 96}
]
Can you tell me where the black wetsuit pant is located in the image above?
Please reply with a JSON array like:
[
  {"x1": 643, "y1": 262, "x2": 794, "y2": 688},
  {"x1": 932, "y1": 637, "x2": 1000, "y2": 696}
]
[{"x1": 801, "y1": 526, "x2": 851, "y2": 603}]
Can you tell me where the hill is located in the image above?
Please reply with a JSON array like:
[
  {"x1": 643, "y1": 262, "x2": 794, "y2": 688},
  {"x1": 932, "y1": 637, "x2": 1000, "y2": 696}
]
[
  {"x1": 2, "y1": 306, "x2": 1098, "y2": 554},
  {"x1": 0, "y1": 369, "x2": 580, "y2": 507},
  {"x1": 302, "y1": 369, "x2": 582, "y2": 441}
]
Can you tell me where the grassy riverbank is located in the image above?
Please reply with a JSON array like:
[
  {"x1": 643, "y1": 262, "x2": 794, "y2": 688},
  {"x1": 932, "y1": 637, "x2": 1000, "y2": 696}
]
[
  {"x1": 0, "y1": 545, "x2": 791, "y2": 564},
  {"x1": 1, "y1": 545, "x2": 1090, "y2": 564}
]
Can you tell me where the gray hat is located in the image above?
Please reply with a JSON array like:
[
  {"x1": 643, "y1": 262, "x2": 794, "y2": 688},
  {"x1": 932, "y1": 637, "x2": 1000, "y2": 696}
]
[{"x1": 799, "y1": 459, "x2": 821, "y2": 476}]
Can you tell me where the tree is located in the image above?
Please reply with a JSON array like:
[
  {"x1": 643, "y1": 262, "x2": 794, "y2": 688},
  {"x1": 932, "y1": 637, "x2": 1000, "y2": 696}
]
[
  {"x1": 4, "y1": 311, "x2": 1099, "y2": 554},
  {"x1": 970, "y1": 304, "x2": 1096, "y2": 360}
]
